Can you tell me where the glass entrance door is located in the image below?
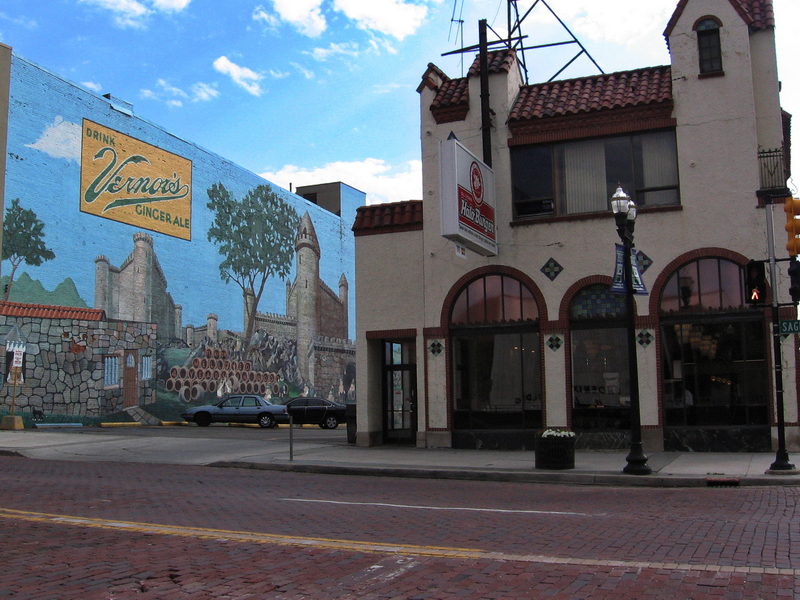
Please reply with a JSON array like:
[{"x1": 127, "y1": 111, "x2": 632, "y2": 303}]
[{"x1": 383, "y1": 341, "x2": 417, "y2": 444}]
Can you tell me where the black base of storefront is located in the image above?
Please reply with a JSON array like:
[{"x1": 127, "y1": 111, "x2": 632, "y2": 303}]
[
  {"x1": 453, "y1": 426, "x2": 771, "y2": 452},
  {"x1": 664, "y1": 426, "x2": 770, "y2": 452},
  {"x1": 452, "y1": 430, "x2": 538, "y2": 450}
]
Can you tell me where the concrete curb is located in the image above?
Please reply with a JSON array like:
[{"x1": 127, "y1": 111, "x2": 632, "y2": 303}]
[{"x1": 207, "y1": 460, "x2": 800, "y2": 488}]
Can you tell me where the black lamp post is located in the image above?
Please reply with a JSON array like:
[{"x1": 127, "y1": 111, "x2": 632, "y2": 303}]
[{"x1": 611, "y1": 186, "x2": 652, "y2": 476}]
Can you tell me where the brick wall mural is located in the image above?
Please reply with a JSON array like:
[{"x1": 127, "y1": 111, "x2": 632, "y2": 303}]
[{"x1": 0, "y1": 51, "x2": 359, "y2": 420}]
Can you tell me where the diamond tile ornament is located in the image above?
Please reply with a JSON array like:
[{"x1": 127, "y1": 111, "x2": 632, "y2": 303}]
[
  {"x1": 429, "y1": 341, "x2": 443, "y2": 356},
  {"x1": 635, "y1": 249, "x2": 652, "y2": 273},
  {"x1": 637, "y1": 330, "x2": 653, "y2": 347},
  {"x1": 540, "y1": 258, "x2": 563, "y2": 281},
  {"x1": 547, "y1": 335, "x2": 562, "y2": 351}
]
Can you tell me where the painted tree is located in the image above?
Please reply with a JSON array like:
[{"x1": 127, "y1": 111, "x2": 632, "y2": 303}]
[
  {"x1": 207, "y1": 183, "x2": 299, "y2": 345},
  {"x1": 2, "y1": 198, "x2": 55, "y2": 301}
]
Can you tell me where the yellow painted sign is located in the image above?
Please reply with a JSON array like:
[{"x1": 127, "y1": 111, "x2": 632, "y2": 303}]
[{"x1": 80, "y1": 119, "x2": 192, "y2": 240}]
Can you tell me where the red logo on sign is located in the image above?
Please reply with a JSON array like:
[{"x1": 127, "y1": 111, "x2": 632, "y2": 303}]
[{"x1": 470, "y1": 162, "x2": 483, "y2": 205}]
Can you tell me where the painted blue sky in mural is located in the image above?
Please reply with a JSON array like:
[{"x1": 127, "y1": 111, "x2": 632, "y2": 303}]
[{"x1": 3, "y1": 1, "x2": 797, "y2": 206}]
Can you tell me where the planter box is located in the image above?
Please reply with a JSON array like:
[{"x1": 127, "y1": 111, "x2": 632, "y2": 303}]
[{"x1": 535, "y1": 436, "x2": 575, "y2": 470}]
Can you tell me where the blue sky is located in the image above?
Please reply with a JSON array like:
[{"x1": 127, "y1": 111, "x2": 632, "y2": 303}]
[{"x1": 1, "y1": 0, "x2": 798, "y2": 205}]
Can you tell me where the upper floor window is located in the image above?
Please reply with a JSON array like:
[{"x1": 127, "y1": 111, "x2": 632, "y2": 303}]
[
  {"x1": 695, "y1": 18, "x2": 723, "y2": 75},
  {"x1": 511, "y1": 130, "x2": 679, "y2": 219}
]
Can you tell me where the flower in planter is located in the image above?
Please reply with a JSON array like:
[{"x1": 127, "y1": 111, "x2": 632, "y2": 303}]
[{"x1": 540, "y1": 428, "x2": 576, "y2": 438}]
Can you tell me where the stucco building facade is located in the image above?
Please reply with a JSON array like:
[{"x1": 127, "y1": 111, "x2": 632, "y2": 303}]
[{"x1": 354, "y1": 0, "x2": 796, "y2": 452}]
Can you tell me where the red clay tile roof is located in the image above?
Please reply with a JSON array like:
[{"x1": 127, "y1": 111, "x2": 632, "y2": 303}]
[
  {"x1": 353, "y1": 201, "x2": 423, "y2": 236},
  {"x1": 466, "y1": 49, "x2": 516, "y2": 78},
  {"x1": 510, "y1": 65, "x2": 673, "y2": 122},
  {"x1": 664, "y1": 0, "x2": 774, "y2": 38},
  {"x1": 0, "y1": 301, "x2": 105, "y2": 321},
  {"x1": 426, "y1": 49, "x2": 516, "y2": 124},
  {"x1": 431, "y1": 77, "x2": 469, "y2": 111}
]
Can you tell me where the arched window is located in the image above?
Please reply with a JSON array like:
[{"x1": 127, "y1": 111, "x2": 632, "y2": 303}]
[
  {"x1": 450, "y1": 274, "x2": 541, "y2": 434},
  {"x1": 695, "y1": 17, "x2": 723, "y2": 75},
  {"x1": 659, "y1": 258, "x2": 768, "y2": 442},
  {"x1": 569, "y1": 284, "x2": 631, "y2": 431},
  {"x1": 450, "y1": 274, "x2": 537, "y2": 325}
]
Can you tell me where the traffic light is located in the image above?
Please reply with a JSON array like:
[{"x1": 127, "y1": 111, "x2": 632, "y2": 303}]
[
  {"x1": 785, "y1": 197, "x2": 800, "y2": 255},
  {"x1": 789, "y1": 258, "x2": 800, "y2": 303},
  {"x1": 745, "y1": 260, "x2": 767, "y2": 305}
]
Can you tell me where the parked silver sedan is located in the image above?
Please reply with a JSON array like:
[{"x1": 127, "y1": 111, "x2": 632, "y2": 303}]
[{"x1": 181, "y1": 394, "x2": 288, "y2": 428}]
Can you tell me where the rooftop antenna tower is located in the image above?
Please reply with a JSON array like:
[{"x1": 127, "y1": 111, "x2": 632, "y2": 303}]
[{"x1": 444, "y1": 0, "x2": 604, "y2": 84}]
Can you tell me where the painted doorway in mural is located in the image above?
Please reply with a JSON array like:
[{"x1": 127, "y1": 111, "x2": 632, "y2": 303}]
[
  {"x1": 123, "y1": 350, "x2": 138, "y2": 408},
  {"x1": 383, "y1": 340, "x2": 417, "y2": 445}
]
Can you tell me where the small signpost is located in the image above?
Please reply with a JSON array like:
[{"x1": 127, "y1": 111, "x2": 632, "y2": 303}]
[{"x1": 1, "y1": 337, "x2": 25, "y2": 430}]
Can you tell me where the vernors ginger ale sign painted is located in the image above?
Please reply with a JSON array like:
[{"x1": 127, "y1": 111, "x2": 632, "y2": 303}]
[{"x1": 80, "y1": 119, "x2": 192, "y2": 240}]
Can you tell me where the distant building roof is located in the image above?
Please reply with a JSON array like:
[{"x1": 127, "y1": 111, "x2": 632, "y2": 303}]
[
  {"x1": 0, "y1": 301, "x2": 105, "y2": 321},
  {"x1": 353, "y1": 201, "x2": 423, "y2": 236}
]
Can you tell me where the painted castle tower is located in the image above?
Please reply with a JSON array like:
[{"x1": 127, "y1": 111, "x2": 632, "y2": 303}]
[
  {"x1": 94, "y1": 232, "x2": 181, "y2": 342},
  {"x1": 247, "y1": 211, "x2": 352, "y2": 393}
]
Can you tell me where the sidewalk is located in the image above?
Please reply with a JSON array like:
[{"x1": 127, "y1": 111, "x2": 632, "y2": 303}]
[{"x1": 0, "y1": 427, "x2": 799, "y2": 487}]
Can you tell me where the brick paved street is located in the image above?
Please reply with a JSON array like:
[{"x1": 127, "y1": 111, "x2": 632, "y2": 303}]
[{"x1": 0, "y1": 456, "x2": 798, "y2": 598}]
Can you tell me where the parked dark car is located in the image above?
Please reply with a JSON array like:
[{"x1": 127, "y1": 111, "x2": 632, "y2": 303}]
[
  {"x1": 181, "y1": 394, "x2": 287, "y2": 428},
  {"x1": 285, "y1": 397, "x2": 346, "y2": 429}
]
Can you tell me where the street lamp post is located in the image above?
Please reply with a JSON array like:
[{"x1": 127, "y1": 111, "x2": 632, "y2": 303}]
[{"x1": 611, "y1": 186, "x2": 652, "y2": 476}]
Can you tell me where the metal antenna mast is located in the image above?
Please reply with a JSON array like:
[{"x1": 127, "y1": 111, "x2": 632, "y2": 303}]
[{"x1": 444, "y1": 0, "x2": 604, "y2": 85}]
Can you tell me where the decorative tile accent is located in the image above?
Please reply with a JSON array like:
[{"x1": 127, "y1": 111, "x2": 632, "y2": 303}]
[
  {"x1": 637, "y1": 330, "x2": 653, "y2": 347},
  {"x1": 429, "y1": 340, "x2": 443, "y2": 356},
  {"x1": 635, "y1": 249, "x2": 652, "y2": 273},
  {"x1": 540, "y1": 257, "x2": 563, "y2": 281},
  {"x1": 547, "y1": 335, "x2": 562, "y2": 351}
]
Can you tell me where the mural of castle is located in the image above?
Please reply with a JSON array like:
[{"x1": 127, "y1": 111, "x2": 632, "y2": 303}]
[
  {"x1": 245, "y1": 212, "x2": 354, "y2": 396},
  {"x1": 95, "y1": 232, "x2": 181, "y2": 343},
  {"x1": 0, "y1": 44, "x2": 362, "y2": 418}
]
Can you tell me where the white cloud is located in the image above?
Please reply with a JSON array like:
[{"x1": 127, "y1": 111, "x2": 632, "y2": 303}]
[
  {"x1": 157, "y1": 78, "x2": 188, "y2": 98},
  {"x1": 252, "y1": 4, "x2": 280, "y2": 28},
  {"x1": 291, "y1": 62, "x2": 315, "y2": 80},
  {"x1": 0, "y1": 11, "x2": 38, "y2": 29},
  {"x1": 191, "y1": 82, "x2": 219, "y2": 101},
  {"x1": 82, "y1": 81, "x2": 103, "y2": 93},
  {"x1": 150, "y1": 0, "x2": 191, "y2": 10},
  {"x1": 268, "y1": 69, "x2": 291, "y2": 79},
  {"x1": 270, "y1": 0, "x2": 326, "y2": 37},
  {"x1": 78, "y1": 0, "x2": 191, "y2": 28},
  {"x1": 332, "y1": 0, "x2": 428, "y2": 41},
  {"x1": 306, "y1": 41, "x2": 360, "y2": 62},
  {"x1": 260, "y1": 158, "x2": 421, "y2": 205},
  {"x1": 26, "y1": 116, "x2": 81, "y2": 163},
  {"x1": 140, "y1": 79, "x2": 218, "y2": 106},
  {"x1": 213, "y1": 56, "x2": 264, "y2": 96}
]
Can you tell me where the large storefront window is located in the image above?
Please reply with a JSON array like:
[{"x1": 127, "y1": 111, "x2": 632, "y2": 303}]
[
  {"x1": 659, "y1": 258, "x2": 769, "y2": 449},
  {"x1": 450, "y1": 274, "x2": 541, "y2": 430},
  {"x1": 570, "y1": 284, "x2": 631, "y2": 430}
]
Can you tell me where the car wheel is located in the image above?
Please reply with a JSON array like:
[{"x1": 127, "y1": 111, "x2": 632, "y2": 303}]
[
  {"x1": 258, "y1": 413, "x2": 275, "y2": 429},
  {"x1": 195, "y1": 413, "x2": 211, "y2": 427},
  {"x1": 322, "y1": 415, "x2": 338, "y2": 429}
]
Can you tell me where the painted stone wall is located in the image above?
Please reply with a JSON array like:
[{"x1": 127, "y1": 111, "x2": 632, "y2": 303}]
[
  {"x1": 1, "y1": 49, "x2": 360, "y2": 417},
  {"x1": 0, "y1": 313, "x2": 156, "y2": 417}
]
